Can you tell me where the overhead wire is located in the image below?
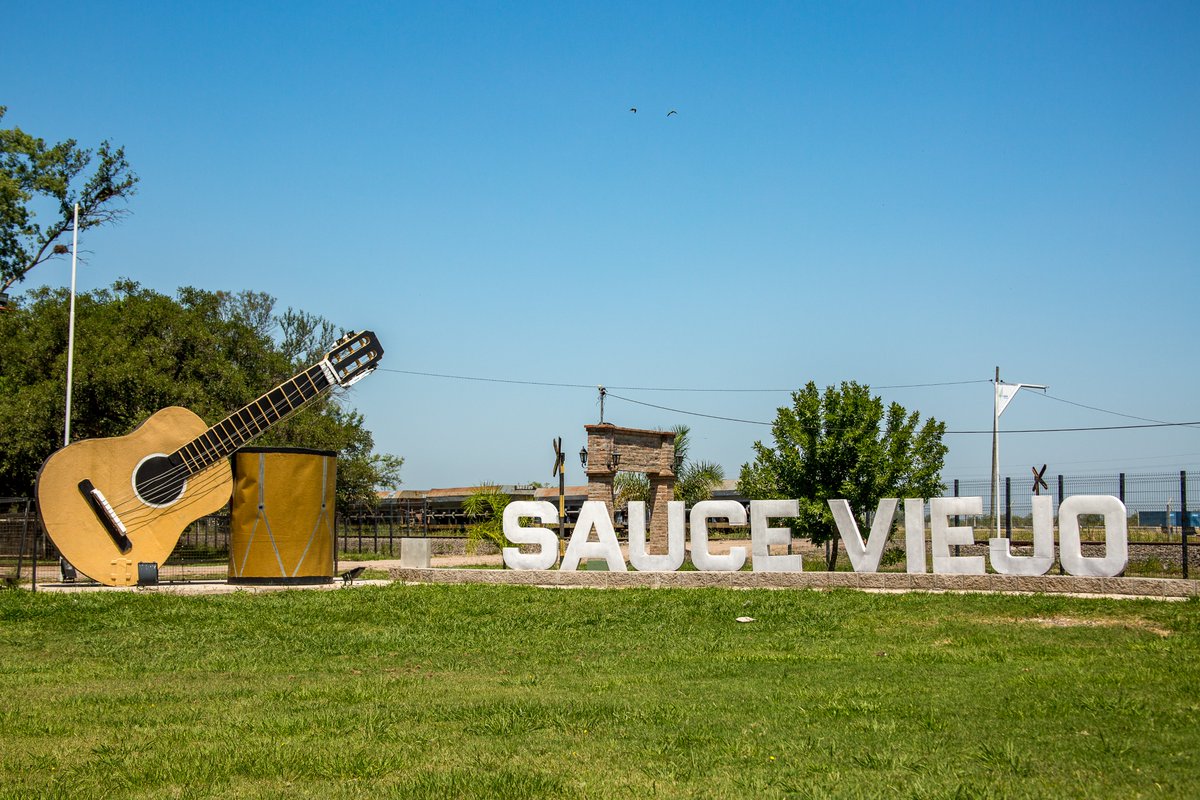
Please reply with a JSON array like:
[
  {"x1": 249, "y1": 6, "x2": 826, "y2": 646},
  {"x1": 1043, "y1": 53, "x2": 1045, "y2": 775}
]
[
  {"x1": 1031, "y1": 390, "x2": 1200, "y2": 431},
  {"x1": 381, "y1": 366, "x2": 1199, "y2": 435},
  {"x1": 603, "y1": 392, "x2": 771, "y2": 426},
  {"x1": 380, "y1": 368, "x2": 990, "y2": 393}
]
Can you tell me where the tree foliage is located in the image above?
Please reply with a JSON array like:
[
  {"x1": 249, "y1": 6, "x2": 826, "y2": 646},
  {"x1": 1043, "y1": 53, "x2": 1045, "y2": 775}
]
[
  {"x1": 0, "y1": 107, "x2": 139, "y2": 293},
  {"x1": 0, "y1": 281, "x2": 401, "y2": 504},
  {"x1": 738, "y1": 381, "x2": 946, "y2": 569}
]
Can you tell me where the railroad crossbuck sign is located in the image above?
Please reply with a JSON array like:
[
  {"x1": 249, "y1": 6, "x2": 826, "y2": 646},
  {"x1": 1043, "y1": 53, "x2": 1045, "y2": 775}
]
[
  {"x1": 1032, "y1": 465, "x2": 1049, "y2": 495},
  {"x1": 500, "y1": 495, "x2": 1129, "y2": 577}
]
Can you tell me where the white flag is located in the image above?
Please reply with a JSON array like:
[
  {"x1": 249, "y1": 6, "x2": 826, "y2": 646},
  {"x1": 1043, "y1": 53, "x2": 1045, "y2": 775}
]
[{"x1": 995, "y1": 383, "x2": 1021, "y2": 418}]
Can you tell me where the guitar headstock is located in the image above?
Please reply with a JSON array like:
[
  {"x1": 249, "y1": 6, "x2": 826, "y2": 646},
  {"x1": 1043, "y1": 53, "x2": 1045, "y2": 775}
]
[{"x1": 323, "y1": 330, "x2": 384, "y2": 388}]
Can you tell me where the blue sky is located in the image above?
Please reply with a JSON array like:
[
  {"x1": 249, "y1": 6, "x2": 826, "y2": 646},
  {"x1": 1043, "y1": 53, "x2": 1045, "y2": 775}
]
[{"x1": 6, "y1": 1, "x2": 1198, "y2": 489}]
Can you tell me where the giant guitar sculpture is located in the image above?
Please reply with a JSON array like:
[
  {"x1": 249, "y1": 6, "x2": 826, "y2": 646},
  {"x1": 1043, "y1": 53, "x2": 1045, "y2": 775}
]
[{"x1": 36, "y1": 331, "x2": 384, "y2": 586}]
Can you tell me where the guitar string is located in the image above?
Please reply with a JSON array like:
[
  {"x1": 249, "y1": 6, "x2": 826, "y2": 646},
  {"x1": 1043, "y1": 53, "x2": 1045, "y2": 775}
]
[
  {"x1": 129, "y1": 359, "x2": 331, "y2": 501},
  {"x1": 103, "y1": 370, "x2": 323, "y2": 519},
  {"x1": 103, "y1": 378, "x2": 329, "y2": 539},
  {"x1": 110, "y1": 464, "x2": 235, "y2": 540},
  {"x1": 97, "y1": 335, "x2": 377, "y2": 531},
  {"x1": 121, "y1": 365, "x2": 328, "y2": 511},
  {"x1": 108, "y1": 373, "x2": 323, "y2": 519},
  {"x1": 97, "y1": 366, "x2": 334, "y2": 535}
]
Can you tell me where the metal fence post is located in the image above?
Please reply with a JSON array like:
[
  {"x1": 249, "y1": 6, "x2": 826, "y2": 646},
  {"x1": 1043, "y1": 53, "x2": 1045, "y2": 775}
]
[
  {"x1": 953, "y1": 479, "x2": 960, "y2": 557},
  {"x1": 1119, "y1": 472, "x2": 1125, "y2": 505},
  {"x1": 1005, "y1": 476, "x2": 1012, "y2": 539},
  {"x1": 32, "y1": 518, "x2": 39, "y2": 591},
  {"x1": 1057, "y1": 475, "x2": 1065, "y2": 575},
  {"x1": 15, "y1": 498, "x2": 31, "y2": 590},
  {"x1": 1182, "y1": 470, "x2": 1190, "y2": 580}
]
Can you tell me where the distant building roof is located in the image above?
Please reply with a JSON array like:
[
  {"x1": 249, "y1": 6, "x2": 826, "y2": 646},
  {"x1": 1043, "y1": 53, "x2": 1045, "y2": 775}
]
[{"x1": 535, "y1": 485, "x2": 588, "y2": 500}]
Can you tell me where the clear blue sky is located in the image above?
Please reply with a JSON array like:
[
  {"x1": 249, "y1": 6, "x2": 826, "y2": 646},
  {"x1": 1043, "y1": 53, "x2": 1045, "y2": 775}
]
[{"x1": 7, "y1": 1, "x2": 1198, "y2": 489}]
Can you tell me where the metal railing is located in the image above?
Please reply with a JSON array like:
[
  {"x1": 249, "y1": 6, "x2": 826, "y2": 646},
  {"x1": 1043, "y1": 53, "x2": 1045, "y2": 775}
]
[{"x1": 2, "y1": 468, "x2": 1196, "y2": 583}]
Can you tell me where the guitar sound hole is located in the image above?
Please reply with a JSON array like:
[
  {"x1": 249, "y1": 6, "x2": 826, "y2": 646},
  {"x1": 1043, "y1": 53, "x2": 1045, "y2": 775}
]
[{"x1": 134, "y1": 455, "x2": 187, "y2": 506}]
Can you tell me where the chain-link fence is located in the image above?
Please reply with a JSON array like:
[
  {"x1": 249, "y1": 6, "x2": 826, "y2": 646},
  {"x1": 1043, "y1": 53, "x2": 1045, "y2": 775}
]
[
  {"x1": 3, "y1": 469, "x2": 1197, "y2": 585},
  {"x1": 948, "y1": 470, "x2": 1196, "y2": 541}
]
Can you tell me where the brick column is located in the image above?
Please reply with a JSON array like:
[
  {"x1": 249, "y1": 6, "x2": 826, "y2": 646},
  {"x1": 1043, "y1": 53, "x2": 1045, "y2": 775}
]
[
  {"x1": 586, "y1": 473, "x2": 613, "y2": 518},
  {"x1": 647, "y1": 476, "x2": 674, "y2": 552}
]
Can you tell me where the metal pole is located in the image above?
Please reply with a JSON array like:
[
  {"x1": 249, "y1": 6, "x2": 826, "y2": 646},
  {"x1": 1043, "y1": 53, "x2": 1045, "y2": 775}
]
[
  {"x1": 558, "y1": 465, "x2": 566, "y2": 546},
  {"x1": 1005, "y1": 476, "x2": 1012, "y2": 539},
  {"x1": 1057, "y1": 474, "x2": 1065, "y2": 575},
  {"x1": 990, "y1": 369, "x2": 1046, "y2": 541},
  {"x1": 32, "y1": 522, "x2": 39, "y2": 591},
  {"x1": 63, "y1": 203, "x2": 79, "y2": 447},
  {"x1": 953, "y1": 479, "x2": 960, "y2": 557},
  {"x1": 991, "y1": 367, "x2": 999, "y2": 539},
  {"x1": 1176, "y1": 470, "x2": 1185, "y2": 582},
  {"x1": 15, "y1": 498, "x2": 30, "y2": 586}
]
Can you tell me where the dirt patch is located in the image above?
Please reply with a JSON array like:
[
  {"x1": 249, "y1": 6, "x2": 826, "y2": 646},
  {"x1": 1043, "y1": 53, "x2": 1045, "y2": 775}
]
[{"x1": 1023, "y1": 616, "x2": 1172, "y2": 637}]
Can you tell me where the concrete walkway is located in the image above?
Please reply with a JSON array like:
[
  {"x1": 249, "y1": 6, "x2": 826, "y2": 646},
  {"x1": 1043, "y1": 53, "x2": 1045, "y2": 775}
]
[
  {"x1": 20, "y1": 543, "x2": 1198, "y2": 599},
  {"x1": 388, "y1": 566, "x2": 1199, "y2": 600}
]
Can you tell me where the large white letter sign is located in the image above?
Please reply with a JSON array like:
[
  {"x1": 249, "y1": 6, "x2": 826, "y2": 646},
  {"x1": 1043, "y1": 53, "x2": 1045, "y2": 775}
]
[
  {"x1": 930, "y1": 497, "x2": 985, "y2": 574},
  {"x1": 829, "y1": 498, "x2": 898, "y2": 573},
  {"x1": 561, "y1": 501, "x2": 628, "y2": 572},
  {"x1": 690, "y1": 500, "x2": 748, "y2": 571},
  {"x1": 904, "y1": 499, "x2": 927, "y2": 573},
  {"x1": 502, "y1": 501, "x2": 559, "y2": 570},
  {"x1": 751, "y1": 499, "x2": 802, "y2": 572},
  {"x1": 628, "y1": 501, "x2": 686, "y2": 572},
  {"x1": 1058, "y1": 495, "x2": 1128, "y2": 577},
  {"x1": 989, "y1": 495, "x2": 1055, "y2": 576}
]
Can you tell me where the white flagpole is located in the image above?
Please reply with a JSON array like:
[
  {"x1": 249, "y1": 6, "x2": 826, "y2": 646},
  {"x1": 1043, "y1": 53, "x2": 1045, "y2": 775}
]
[
  {"x1": 991, "y1": 368, "x2": 1047, "y2": 539},
  {"x1": 993, "y1": 367, "x2": 1003, "y2": 537},
  {"x1": 64, "y1": 203, "x2": 79, "y2": 447}
]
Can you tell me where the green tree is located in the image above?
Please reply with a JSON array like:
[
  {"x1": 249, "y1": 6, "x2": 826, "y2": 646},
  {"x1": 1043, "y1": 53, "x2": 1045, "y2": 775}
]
[
  {"x1": 738, "y1": 381, "x2": 946, "y2": 570},
  {"x1": 0, "y1": 281, "x2": 400, "y2": 504},
  {"x1": 1, "y1": 107, "x2": 139, "y2": 294}
]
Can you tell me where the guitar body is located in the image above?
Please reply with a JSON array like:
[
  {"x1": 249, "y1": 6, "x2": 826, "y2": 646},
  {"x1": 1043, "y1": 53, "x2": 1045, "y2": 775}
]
[{"x1": 36, "y1": 407, "x2": 233, "y2": 586}]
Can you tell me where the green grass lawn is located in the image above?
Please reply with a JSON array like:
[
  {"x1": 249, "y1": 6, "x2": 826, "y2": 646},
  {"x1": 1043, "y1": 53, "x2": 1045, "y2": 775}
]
[{"x1": 0, "y1": 585, "x2": 1197, "y2": 799}]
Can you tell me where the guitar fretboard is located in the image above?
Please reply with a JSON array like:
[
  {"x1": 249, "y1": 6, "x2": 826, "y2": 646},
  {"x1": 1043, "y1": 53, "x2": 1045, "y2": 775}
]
[{"x1": 172, "y1": 363, "x2": 331, "y2": 474}]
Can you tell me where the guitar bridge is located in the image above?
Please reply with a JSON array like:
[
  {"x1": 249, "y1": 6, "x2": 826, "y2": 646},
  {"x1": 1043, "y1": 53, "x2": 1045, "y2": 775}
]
[{"x1": 78, "y1": 480, "x2": 133, "y2": 554}]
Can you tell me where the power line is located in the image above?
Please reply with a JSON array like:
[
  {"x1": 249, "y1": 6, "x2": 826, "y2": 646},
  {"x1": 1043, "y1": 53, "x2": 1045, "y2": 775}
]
[
  {"x1": 946, "y1": 421, "x2": 1200, "y2": 434},
  {"x1": 379, "y1": 368, "x2": 593, "y2": 389},
  {"x1": 1032, "y1": 391, "x2": 1200, "y2": 430},
  {"x1": 382, "y1": 367, "x2": 1200, "y2": 434},
  {"x1": 380, "y1": 368, "x2": 989, "y2": 393},
  {"x1": 876, "y1": 379, "x2": 991, "y2": 389},
  {"x1": 604, "y1": 392, "x2": 772, "y2": 425},
  {"x1": 606, "y1": 393, "x2": 1200, "y2": 434}
]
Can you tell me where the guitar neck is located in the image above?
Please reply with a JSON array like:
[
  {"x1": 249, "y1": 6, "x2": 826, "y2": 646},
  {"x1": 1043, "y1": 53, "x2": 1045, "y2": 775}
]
[{"x1": 172, "y1": 362, "x2": 333, "y2": 474}]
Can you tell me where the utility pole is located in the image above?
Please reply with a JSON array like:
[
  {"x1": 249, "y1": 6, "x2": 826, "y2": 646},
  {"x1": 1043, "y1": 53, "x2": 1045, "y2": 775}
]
[
  {"x1": 991, "y1": 366, "x2": 1047, "y2": 539},
  {"x1": 64, "y1": 203, "x2": 79, "y2": 447},
  {"x1": 552, "y1": 437, "x2": 565, "y2": 544}
]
